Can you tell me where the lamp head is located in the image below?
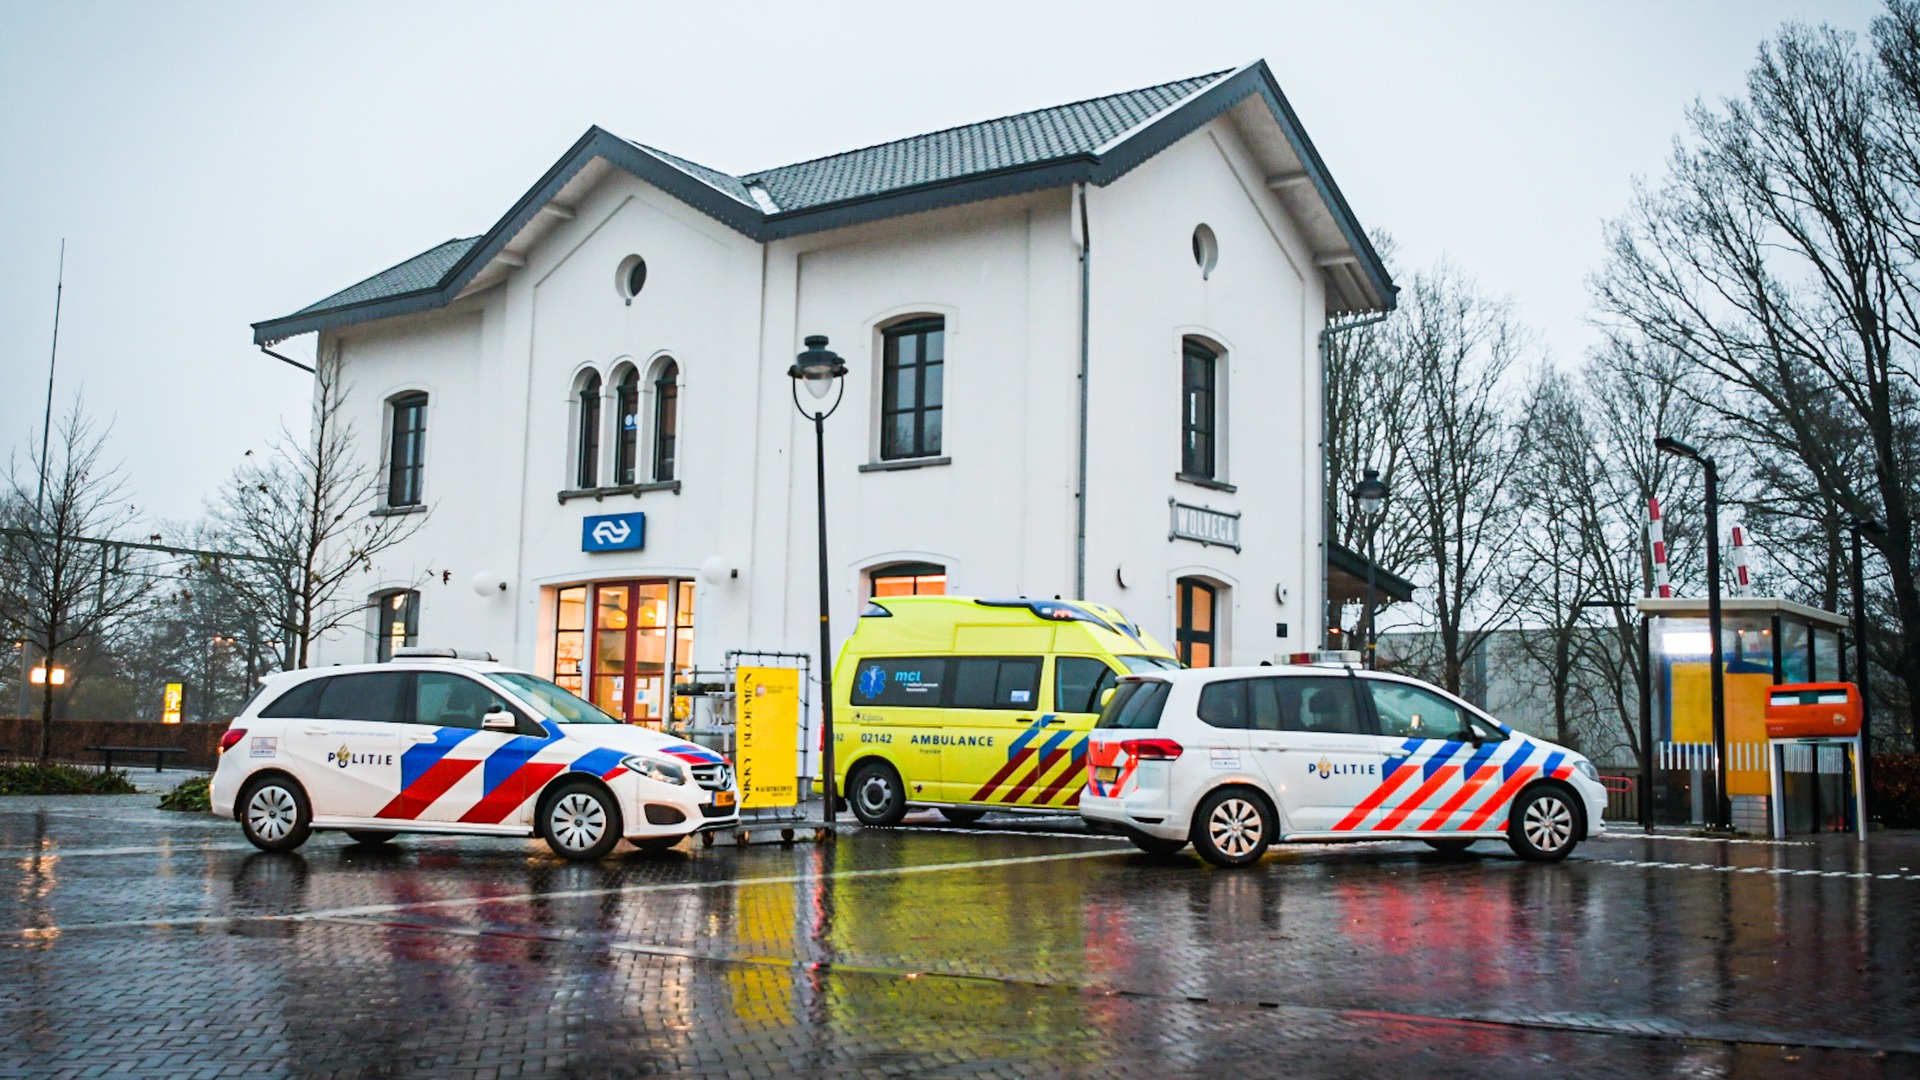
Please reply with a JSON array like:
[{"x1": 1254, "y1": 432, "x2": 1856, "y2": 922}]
[
  {"x1": 1654, "y1": 435, "x2": 1699, "y2": 462},
  {"x1": 1350, "y1": 467, "x2": 1388, "y2": 519},
  {"x1": 789, "y1": 335, "x2": 847, "y2": 401}
]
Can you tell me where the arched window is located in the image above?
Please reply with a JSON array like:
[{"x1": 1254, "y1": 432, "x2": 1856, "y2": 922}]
[
  {"x1": 881, "y1": 317, "x2": 944, "y2": 460},
  {"x1": 614, "y1": 367, "x2": 640, "y2": 485},
  {"x1": 1175, "y1": 577, "x2": 1218, "y2": 667},
  {"x1": 652, "y1": 359, "x2": 679, "y2": 482},
  {"x1": 575, "y1": 371, "x2": 602, "y2": 489},
  {"x1": 869, "y1": 561, "x2": 947, "y2": 598},
  {"x1": 1181, "y1": 338, "x2": 1218, "y2": 480},
  {"x1": 386, "y1": 392, "x2": 428, "y2": 507}
]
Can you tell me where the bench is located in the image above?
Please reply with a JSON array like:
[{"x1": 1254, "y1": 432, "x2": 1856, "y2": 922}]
[{"x1": 84, "y1": 745, "x2": 189, "y2": 773}]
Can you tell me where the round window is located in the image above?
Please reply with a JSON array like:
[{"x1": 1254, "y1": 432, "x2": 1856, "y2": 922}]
[
  {"x1": 616, "y1": 255, "x2": 648, "y2": 301},
  {"x1": 1192, "y1": 224, "x2": 1218, "y2": 279}
]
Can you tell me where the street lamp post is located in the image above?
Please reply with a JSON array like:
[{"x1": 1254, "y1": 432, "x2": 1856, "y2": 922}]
[
  {"x1": 790, "y1": 335, "x2": 848, "y2": 823},
  {"x1": 1350, "y1": 468, "x2": 1388, "y2": 670},
  {"x1": 1655, "y1": 436, "x2": 1731, "y2": 832},
  {"x1": 1847, "y1": 516, "x2": 1885, "y2": 821}
]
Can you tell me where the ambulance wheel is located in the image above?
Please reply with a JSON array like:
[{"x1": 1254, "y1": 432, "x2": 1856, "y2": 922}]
[
  {"x1": 1190, "y1": 787, "x2": 1272, "y2": 868},
  {"x1": 541, "y1": 781, "x2": 623, "y2": 861},
  {"x1": 939, "y1": 808, "x2": 986, "y2": 825},
  {"x1": 848, "y1": 761, "x2": 908, "y2": 826},
  {"x1": 1507, "y1": 784, "x2": 1581, "y2": 862},
  {"x1": 345, "y1": 830, "x2": 396, "y2": 846},
  {"x1": 239, "y1": 774, "x2": 311, "y2": 853},
  {"x1": 1423, "y1": 838, "x2": 1475, "y2": 855},
  {"x1": 1129, "y1": 834, "x2": 1189, "y2": 857}
]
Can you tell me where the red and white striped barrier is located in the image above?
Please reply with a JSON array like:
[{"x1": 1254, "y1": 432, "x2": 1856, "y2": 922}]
[{"x1": 1649, "y1": 497, "x2": 1673, "y2": 598}]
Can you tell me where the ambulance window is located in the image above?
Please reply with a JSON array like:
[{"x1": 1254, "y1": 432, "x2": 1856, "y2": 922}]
[
  {"x1": 1097, "y1": 680, "x2": 1170, "y2": 729},
  {"x1": 259, "y1": 677, "x2": 328, "y2": 719},
  {"x1": 952, "y1": 657, "x2": 1041, "y2": 710},
  {"x1": 1367, "y1": 681, "x2": 1471, "y2": 740},
  {"x1": 1196, "y1": 680, "x2": 1249, "y2": 728},
  {"x1": 1055, "y1": 657, "x2": 1118, "y2": 714},
  {"x1": 1282, "y1": 678, "x2": 1364, "y2": 735},
  {"x1": 849, "y1": 658, "x2": 949, "y2": 707},
  {"x1": 314, "y1": 673, "x2": 411, "y2": 724}
]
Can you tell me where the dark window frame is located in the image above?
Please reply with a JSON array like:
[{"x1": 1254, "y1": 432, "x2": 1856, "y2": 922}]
[
  {"x1": 1175, "y1": 577, "x2": 1217, "y2": 667},
  {"x1": 1053, "y1": 656, "x2": 1119, "y2": 714},
  {"x1": 386, "y1": 392, "x2": 428, "y2": 507},
  {"x1": 576, "y1": 372, "x2": 602, "y2": 489},
  {"x1": 615, "y1": 368, "x2": 641, "y2": 485},
  {"x1": 1181, "y1": 339, "x2": 1217, "y2": 479},
  {"x1": 652, "y1": 360, "x2": 678, "y2": 483},
  {"x1": 880, "y1": 317, "x2": 944, "y2": 461},
  {"x1": 374, "y1": 589, "x2": 420, "y2": 663}
]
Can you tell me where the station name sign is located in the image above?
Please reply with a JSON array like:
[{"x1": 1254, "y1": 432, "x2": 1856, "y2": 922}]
[
  {"x1": 1168, "y1": 498, "x2": 1241, "y2": 552},
  {"x1": 582, "y1": 511, "x2": 646, "y2": 553}
]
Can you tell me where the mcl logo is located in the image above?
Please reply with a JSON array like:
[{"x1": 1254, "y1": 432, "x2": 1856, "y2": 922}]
[
  {"x1": 328, "y1": 745, "x2": 395, "y2": 769},
  {"x1": 582, "y1": 511, "x2": 646, "y2": 553},
  {"x1": 1309, "y1": 757, "x2": 1377, "y2": 779}
]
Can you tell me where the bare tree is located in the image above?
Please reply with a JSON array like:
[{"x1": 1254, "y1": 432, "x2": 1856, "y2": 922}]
[
  {"x1": 0, "y1": 404, "x2": 154, "y2": 762},
  {"x1": 204, "y1": 350, "x2": 426, "y2": 669}
]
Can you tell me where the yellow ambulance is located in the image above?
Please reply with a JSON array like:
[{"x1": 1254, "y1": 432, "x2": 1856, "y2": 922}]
[{"x1": 832, "y1": 596, "x2": 1179, "y2": 825}]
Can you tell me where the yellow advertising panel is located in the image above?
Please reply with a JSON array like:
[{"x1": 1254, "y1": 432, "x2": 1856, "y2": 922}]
[
  {"x1": 736, "y1": 666, "x2": 799, "y2": 808},
  {"x1": 162, "y1": 682, "x2": 184, "y2": 725},
  {"x1": 1669, "y1": 663, "x2": 1772, "y2": 795}
]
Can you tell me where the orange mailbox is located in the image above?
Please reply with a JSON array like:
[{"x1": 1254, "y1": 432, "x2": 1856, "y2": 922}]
[{"x1": 1765, "y1": 682, "x2": 1863, "y2": 738}]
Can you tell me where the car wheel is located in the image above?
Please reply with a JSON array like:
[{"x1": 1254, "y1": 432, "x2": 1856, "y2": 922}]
[
  {"x1": 1507, "y1": 785, "x2": 1581, "y2": 862},
  {"x1": 1129, "y1": 833, "x2": 1189, "y2": 857},
  {"x1": 542, "y1": 781, "x2": 623, "y2": 861},
  {"x1": 848, "y1": 761, "x2": 908, "y2": 826},
  {"x1": 345, "y1": 830, "x2": 396, "y2": 846},
  {"x1": 1190, "y1": 787, "x2": 1272, "y2": 868},
  {"x1": 939, "y1": 808, "x2": 986, "y2": 825},
  {"x1": 239, "y1": 775, "x2": 312, "y2": 853},
  {"x1": 1423, "y1": 838, "x2": 1475, "y2": 855},
  {"x1": 633, "y1": 835, "x2": 683, "y2": 854}
]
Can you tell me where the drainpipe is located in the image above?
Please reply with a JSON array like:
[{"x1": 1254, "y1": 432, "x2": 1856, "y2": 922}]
[
  {"x1": 1318, "y1": 310, "x2": 1390, "y2": 648},
  {"x1": 1074, "y1": 184, "x2": 1092, "y2": 600}
]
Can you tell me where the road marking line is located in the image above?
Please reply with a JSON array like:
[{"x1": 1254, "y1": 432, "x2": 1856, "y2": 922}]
[
  {"x1": 1595, "y1": 858, "x2": 1919, "y2": 882},
  {"x1": 16, "y1": 847, "x2": 1128, "y2": 936}
]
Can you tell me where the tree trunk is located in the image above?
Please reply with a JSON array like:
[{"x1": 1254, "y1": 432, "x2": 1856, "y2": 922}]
[{"x1": 37, "y1": 639, "x2": 54, "y2": 766}]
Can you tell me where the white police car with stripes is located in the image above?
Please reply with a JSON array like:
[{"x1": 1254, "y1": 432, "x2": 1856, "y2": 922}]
[
  {"x1": 210, "y1": 649, "x2": 739, "y2": 860},
  {"x1": 1079, "y1": 660, "x2": 1607, "y2": 866}
]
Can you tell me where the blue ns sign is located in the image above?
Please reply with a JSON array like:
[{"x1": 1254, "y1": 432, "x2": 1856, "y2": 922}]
[{"x1": 581, "y1": 511, "x2": 646, "y2": 553}]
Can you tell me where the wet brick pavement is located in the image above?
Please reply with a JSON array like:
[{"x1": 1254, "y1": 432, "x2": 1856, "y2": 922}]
[{"x1": 3, "y1": 796, "x2": 1919, "y2": 1077}]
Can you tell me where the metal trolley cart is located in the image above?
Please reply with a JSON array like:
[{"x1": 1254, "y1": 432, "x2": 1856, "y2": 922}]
[{"x1": 669, "y1": 650, "x2": 833, "y2": 846}]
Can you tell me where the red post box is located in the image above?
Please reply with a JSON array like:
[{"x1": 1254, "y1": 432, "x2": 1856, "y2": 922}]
[{"x1": 1764, "y1": 682, "x2": 1862, "y2": 738}]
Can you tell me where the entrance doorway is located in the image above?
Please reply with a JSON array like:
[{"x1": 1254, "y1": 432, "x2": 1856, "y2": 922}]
[{"x1": 552, "y1": 579, "x2": 694, "y2": 727}]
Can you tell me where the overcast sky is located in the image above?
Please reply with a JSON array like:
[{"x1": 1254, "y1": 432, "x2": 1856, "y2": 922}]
[{"x1": 0, "y1": 0, "x2": 1886, "y2": 526}]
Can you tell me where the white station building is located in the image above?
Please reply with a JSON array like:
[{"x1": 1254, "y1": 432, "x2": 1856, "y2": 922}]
[{"x1": 252, "y1": 61, "x2": 1395, "y2": 727}]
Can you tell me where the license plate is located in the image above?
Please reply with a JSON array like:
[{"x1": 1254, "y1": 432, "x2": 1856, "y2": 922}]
[
  {"x1": 1095, "y1": 766, "x2": 1119, "y2": 784},
  {"x1": 713, "y1": 790, "x2": 736, "y2": 808}
]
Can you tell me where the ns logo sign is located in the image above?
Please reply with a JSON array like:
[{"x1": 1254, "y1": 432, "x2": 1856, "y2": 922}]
[{"x1": 581, "y1": 511, "x2": 646, "y2": 553}]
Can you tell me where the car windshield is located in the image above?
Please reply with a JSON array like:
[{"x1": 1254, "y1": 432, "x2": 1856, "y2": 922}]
[
  {"x1": 1116, "y1": 655, "x2": 1181, "y2": 673},
  {"x1": 491, "y1": 672, "x2": 622, "y2": 724}
]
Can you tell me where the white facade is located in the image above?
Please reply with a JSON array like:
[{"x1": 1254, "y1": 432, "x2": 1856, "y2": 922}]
[{"x1": 262, "y1": 66, "x2": 1393, "y2": 726}]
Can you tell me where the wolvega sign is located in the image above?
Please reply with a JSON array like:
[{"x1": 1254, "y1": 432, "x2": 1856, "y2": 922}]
[{"x1": 581, "y1": 511, "x2": 645, "y2": 553}]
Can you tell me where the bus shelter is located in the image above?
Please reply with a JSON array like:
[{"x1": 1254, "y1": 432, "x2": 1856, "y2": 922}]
[{"x1": 1635, "y1": 597, "x2": 1855, "y2": 836}]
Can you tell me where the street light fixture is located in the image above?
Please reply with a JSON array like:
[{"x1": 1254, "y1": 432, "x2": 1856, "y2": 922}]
[
  {"x1": 1349, "y1": 468, "x2": 1388, "y2": 670},
  {"x1": 1655, "y1": 435, "x2": 1731, "y2": 832},
  {"x1": 1847, "y1": 515, "x2": 1886, "y2": 820},
  {"x1": 790, "y1": 335, "x2": 848, "y2": 825}
]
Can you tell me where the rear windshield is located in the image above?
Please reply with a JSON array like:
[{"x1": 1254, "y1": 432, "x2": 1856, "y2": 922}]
[{"x1": 1096, "y1": 680, "x2": 1171, "y2": 729}]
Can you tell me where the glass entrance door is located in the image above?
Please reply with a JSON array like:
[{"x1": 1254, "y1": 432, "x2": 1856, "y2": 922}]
[{"x1": 579, "y1": 579, "x2": 691, "y2": 727}]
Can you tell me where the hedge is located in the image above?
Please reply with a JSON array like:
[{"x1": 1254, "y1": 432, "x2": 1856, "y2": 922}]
[{"x1": 1874, "y1": 753, "x2": 1920, "y2": 828}]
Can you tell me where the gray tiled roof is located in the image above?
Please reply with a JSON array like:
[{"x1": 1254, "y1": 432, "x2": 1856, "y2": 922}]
[
  {"x1": 628, "y1": 142, "x2": 759, "y2": 209},
  {"x1": 742, "y1": 72, "x2": 1229, "y2": 210},
  {"x1": 290, "y1": 236, "x2": 481, "y2": 316}
]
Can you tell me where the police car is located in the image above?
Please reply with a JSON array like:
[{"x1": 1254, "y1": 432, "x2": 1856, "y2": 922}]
[
  {"x1": 210, "y1": 649, "x2": 739, "y2": 860},
  {"x1": 1079, "y1": 659, "x2": 1607, "y2": 867}
]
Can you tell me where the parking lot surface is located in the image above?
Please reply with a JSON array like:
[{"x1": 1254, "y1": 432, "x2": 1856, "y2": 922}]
[{"x1": 3, "y1": 796, "x2": 1919, "y2": 1078}]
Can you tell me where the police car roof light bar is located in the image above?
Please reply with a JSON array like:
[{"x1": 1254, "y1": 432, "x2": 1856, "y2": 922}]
[{"x1": 391, "y1": 647, "x2": 497, "y2": 662}]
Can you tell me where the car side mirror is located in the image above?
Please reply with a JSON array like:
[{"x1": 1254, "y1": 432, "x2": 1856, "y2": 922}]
[
  {"x1": 1098, "y1": 687, "x2": 1116, "y2": 709},
  {"x1": 482, "y1": 708, "x2": 517, "y2": 731}
]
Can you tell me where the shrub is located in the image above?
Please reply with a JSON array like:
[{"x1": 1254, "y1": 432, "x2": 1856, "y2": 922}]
[
  {"x1": 159, "y1": 775, "x2": 212, "y2": 813},
  {"x1": 0, "y1": 764, "x2": 138, "y2": 796},
  {"x1": 1873, "y1": 753, "x2": 1920, "y2": 829}
]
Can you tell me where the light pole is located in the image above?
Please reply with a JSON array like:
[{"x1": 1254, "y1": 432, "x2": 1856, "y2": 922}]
[
  {"x1": 1656, "y1": 436, "x2": 1731, "y2": 832},
  {"x1": 1848, "y1": 516, "x2": 1885, "y2": 822},
  {"x1": 1350, "y1": 468, "x2": 1388, "y2": 669},
  {"x1": 790, "y1": 335, "x2": 848, "y2": 823}
]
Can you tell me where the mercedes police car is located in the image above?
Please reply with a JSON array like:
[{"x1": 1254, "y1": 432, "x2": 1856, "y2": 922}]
[
  {"x1": 1080, "y1": 658, "x2": 1606, "y2": 867},
  {"x1": 211, "y1": 649, "x2": 739, "y2": 860}
]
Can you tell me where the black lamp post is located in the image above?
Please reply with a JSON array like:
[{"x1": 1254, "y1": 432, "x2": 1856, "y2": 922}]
[
  {"x1": 790, "y1": 335, "x2": 848, "y2": 822},
  {"x1": 1350, "y1": 468, "x2": 1388, "y2": 669},
  {"x1": 1655, "y1": 435, "x2": 1731, "y2": 832},
  {"x1": 1848, "y1": 515, "x2": 1885, "y2": 820}
]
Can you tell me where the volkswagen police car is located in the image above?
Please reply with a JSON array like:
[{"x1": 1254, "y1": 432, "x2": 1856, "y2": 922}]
[
  {"x1": 1079, "y1": 657, "x2": 1606, "y2": 867},
  {"x1": 210, "y1": 649, "x2": 739, "y2": 860}
]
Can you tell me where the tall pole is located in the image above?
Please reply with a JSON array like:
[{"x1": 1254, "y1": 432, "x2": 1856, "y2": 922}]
[
  {"x1": 1849, "y1": 520, "x2": 1875, "y2": 820},
  {"x1": 18, "y1": 240, "x2": 65, "y2": 721},
  {"x1": 1638, "y1": 613, "x2": 1654, "y2": 832},
  {"x1": 1704, "y1": 459, "x2": 1730, "y2": 831},
  {"x1": 1364, "y1": 519, "x2": 1379, "y2": 669},
  {"x1": 813, "y1": 411, "x2": 837, "y2": 822}
]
